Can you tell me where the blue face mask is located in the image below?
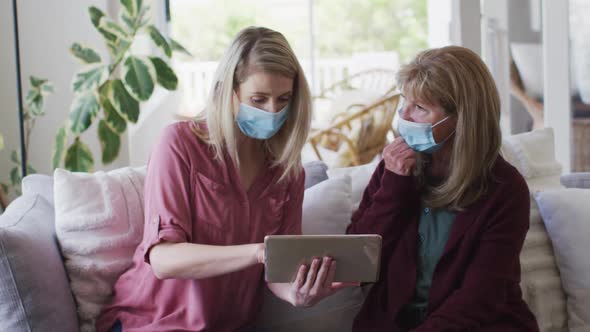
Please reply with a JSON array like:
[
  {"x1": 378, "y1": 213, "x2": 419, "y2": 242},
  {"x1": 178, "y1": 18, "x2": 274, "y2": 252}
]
[
  {"x1": 236, "y1": 103, "x2": 289, "y2": 140},
  {"x1": 397, "y1": 114, "x2": 453, "y2": 154}
]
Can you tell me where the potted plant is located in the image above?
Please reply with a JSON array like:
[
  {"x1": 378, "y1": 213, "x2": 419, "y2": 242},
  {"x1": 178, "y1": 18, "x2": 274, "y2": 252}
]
[{"x1": 53, "y1": 0, "x2": 189, "y2": 172}]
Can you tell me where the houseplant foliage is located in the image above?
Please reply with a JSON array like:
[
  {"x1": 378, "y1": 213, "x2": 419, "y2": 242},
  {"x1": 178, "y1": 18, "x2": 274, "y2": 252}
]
[
  {"x1": 53, "y1": 0, "x2": 190, "y2": 172},
  {"x1": 1, "y1": 76, "x2": 54, "y2": 197}
]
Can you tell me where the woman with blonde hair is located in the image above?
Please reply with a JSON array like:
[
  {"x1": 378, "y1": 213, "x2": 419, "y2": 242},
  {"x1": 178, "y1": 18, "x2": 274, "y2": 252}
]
[
  {"x1": 348, "y1": 46, "x2": 539, "y2": 331},
  {"x1": 97, "y1": 26, "x2": 345, "y2": 332}
]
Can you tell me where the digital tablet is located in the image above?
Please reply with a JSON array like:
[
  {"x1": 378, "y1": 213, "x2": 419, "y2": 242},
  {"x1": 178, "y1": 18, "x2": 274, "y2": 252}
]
[{"x1": 264, "y1": 234, "x2": 382, "y2": 283}]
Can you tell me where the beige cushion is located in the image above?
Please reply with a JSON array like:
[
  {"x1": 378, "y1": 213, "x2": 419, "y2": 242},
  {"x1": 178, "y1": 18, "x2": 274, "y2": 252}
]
[
  {"x1": 503, "y1": 128, "x2": 568, "y2": 331},
  {"x1": 520, "y1": 199, "x2": 568, "y2": 332}
]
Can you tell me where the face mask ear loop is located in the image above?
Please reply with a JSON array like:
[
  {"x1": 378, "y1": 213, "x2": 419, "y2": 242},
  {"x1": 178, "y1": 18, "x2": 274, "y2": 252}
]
[{"x1": 432, "y1": 115, "x2": 450, "y2": 128}]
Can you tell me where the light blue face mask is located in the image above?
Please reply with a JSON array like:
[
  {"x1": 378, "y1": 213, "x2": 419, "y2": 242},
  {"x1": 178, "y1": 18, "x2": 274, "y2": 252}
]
[
  {"x1": 236, "y1": 103, "x2": 290, "y2": 140},
  {"x1": 397, "y1": 113, "x2": 453, "y2": 154}
]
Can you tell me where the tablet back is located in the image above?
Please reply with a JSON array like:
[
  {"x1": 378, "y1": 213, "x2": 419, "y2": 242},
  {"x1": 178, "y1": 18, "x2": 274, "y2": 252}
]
[{"x1": 264, "y1": 235, "x2": 382, "y2": 283}]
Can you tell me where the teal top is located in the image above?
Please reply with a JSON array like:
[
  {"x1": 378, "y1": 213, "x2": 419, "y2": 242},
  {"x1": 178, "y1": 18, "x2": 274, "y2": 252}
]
[{"x1": 408, "y1": 204, "x2": 457, "y2": 315}]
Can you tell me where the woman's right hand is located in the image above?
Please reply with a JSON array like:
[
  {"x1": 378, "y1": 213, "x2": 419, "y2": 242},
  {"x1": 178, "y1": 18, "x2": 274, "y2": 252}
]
[
  {"x1": 382, "y1": 137, "x2": 417, "y2": 176},
  {"x1": 289, "y1": 257, "x2": 357, "y2": 307}
]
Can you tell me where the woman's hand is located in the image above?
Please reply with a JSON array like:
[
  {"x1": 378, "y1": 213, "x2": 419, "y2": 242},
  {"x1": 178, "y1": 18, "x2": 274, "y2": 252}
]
[
  {"x1": 382, "y1": 137, "x2": 417, "y2": 176},
  {"x1": 288, "y1": 257, "x2": 355, "y2": 307}
]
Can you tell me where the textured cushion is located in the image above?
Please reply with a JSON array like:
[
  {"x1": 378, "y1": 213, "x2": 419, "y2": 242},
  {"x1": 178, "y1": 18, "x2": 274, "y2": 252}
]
[
  {"x1": 327, "y1": 159, "x2": 379, "y2": 209},
  {"x1": 520, "y1": 199, "x2": 568, "y2": 331},
  {"x1": 53, "y1": 167, "x2": 146, "y2": 332},
  {"x1": 0, "y1": 194, "x2": 78, "y2": 331},
  {"x1": 501, "y1": 128, "x2": 568, "y2": 331},
  {"x1": 302, "y1": 175, "x2": 352, "y2": 235},
  {"x1": 535, "y1": 189, "x2": 590, "y2": 332},
  {"x1": 303, "y1": 160, "x2": 329, "y2": 189},
  {"x1": 501, "y1": 128, "x2": 562, "y2": 180},
  {"x1": 560, "y1": 173, "x2": 590, "y2": 189}
]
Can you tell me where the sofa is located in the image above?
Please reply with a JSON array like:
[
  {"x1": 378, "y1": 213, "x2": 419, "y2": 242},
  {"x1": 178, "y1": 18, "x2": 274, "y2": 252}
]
[{"x1": 1, "y1": 128, "x2": 589, "y2": 332}]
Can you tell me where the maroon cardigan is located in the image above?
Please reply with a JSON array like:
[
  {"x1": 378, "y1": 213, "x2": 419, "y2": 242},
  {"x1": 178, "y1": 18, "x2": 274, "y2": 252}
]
[{"x1": 347, "y1": 156, "x2": 539, "y2": 332}]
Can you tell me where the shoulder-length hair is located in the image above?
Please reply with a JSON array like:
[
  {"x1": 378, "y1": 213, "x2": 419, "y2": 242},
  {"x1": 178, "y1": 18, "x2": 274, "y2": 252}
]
[
  {"x1": 397, "y1": 45, "x2": 502, "y2": 210},
  {"x1": 193, "y1": 26, "x2": 311, "y2": 182}
]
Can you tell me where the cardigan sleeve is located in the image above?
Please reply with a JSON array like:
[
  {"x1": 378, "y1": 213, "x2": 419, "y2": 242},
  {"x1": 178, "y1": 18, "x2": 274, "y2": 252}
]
[
  {"x1": 346, "y1": 160, "x2": 419, "y2": 248},
  {"x1": 412, "y1": 172, "x2": 531, "y2": 331}
]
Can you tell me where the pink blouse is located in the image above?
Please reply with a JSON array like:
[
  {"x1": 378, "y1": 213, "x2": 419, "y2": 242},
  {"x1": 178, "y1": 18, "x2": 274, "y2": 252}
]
[{"x1": 96, "y1": 121, "x2": 304, "y2": 332}]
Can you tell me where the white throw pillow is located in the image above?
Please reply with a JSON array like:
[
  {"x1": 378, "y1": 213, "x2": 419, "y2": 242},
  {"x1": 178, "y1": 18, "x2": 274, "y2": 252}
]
[
  {"x1": 303, "y1": 175, "x2": 353, "y2": 235},
  {"x1": 501, "y1": 128, "x2": 562, "y2": 182},
  {"x1": 53, "y1": 166, "x2": 146, "y2": 332},
  {"x1": 327, "y1": 159, "x2": 379, "y2": 209},
  {"x1": 534, "y1": 189, "x2": 590, "y2": 332}
]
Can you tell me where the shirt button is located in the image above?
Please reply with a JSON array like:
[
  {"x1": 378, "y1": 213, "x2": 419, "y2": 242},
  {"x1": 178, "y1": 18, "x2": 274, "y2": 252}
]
[
  {"x1": 424, "y1": 208, "x2": 430, "y2": 214},
  {"x1": 152, "y1": 217, "x2": 158, "y2": 224}
]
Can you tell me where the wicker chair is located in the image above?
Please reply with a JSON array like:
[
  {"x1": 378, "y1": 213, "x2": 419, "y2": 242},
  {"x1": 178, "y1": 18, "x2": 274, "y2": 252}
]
[
  {"x1": 308, "y1": 92, "x2": 401, "y2": 167},
  {"x1": 314, "y1": 68, "x2": 397, "y2": 101}
]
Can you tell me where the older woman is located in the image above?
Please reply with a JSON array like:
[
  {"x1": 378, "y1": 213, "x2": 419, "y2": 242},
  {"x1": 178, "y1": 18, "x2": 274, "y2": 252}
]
[{"x1": 347, "y1": 46, "x2": 539, "y2": 331}]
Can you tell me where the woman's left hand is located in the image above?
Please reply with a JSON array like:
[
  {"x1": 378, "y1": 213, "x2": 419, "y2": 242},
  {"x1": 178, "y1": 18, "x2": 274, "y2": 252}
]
[{"x1": 289, "y1": 256, "x2": 357, "y2": 307}]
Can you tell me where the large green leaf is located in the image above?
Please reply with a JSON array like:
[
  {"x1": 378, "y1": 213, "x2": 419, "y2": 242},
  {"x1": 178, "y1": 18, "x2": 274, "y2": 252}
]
[
  {"x1": 65, "y1": 138, "x2": 94, "y2": 172},
  {"x1": 103, "y1": 98, "x2": 127, "y2": 133},
  {"x1": 120, "y1": 0, "x2": 138, "y2": 17},
  {"x1": 123, "y1": 56, "x2": 154, "y2": 101},
  {"x1": 69, "y1": 92, "x2": 100, "y2": 134},
  {"x1": 89, "y1": 6, "x2": 105, "y2": 28},
  {"x1": 72, "y1": 65, "x2": 108, "y2": 93},
  {"x1": 149, "y1": 57, "x2": 178, "y2": 90},
  {"x1": 147, "y1": 25, "x2": 171, "y2": 58},
  {"x1": 52, "y1": 125, "x2": 67, "y2": 170},
  {"x1": 70, "y1": 43, "x2": 101, "y2": 64},
  {"x1": 170, "y1": 38, "x2": 192, "y2": 56},
  {"x1": 99, "y1": 81, "x2": 128, "y2": 133},
  {"x1": 98, "y1": 18, "x2": 130, "y2": 42},
  {"x1": 10, "y1": 167, "x2": 20, "y2": 187},
  {"x1": 98, "y1": 120, "x2": 121, "y2": 164},
  {"x1": 1, "y1": 183, "x2": 8, "y2": 194},
  {"x1": 111, "y1": 79, "x2": 140, "y2": 123}
]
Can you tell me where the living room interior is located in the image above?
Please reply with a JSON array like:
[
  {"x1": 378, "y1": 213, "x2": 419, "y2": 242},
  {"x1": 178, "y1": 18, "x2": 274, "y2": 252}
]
[{"x1": 0, "y1": 0, "x2": 589, "y2": 331}]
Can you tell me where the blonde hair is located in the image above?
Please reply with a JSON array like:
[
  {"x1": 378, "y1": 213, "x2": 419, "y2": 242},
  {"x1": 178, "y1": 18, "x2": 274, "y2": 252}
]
[
  {"x1": 193, "y1": 26, "x2": 312, "y2": 182},
  {"x1": 397, "y1": 46, "x2": 502, "y2": 210}
]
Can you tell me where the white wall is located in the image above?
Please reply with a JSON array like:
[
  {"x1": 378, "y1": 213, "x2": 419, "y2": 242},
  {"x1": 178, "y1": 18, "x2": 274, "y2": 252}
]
[
  {"x1": 0, "y1": 1, "x2": 21, "y2": 187},
  {"x1": 0, "y1": 0, "x2": 137, "y2": 180}
]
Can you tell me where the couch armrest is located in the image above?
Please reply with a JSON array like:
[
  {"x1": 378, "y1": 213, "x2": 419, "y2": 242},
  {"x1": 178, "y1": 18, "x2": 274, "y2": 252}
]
[{"x1": 560, "y1": 172, "x2": 590, "y2": 188}]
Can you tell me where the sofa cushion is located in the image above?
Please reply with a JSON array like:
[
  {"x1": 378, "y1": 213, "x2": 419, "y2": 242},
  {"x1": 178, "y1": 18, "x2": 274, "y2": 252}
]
[
  {"x1": 53, "y1": 166, "x2": 146, "y2": 332},
  {"x1": 302, "y1": 175, "x2": 352, "y2": 235},
  {"x1": 501, "y1": 128, "x2": 568, "y2": 331},
  {"x1": 304, "y1": 160, "x2": 329, "y2": 189},
  {"x1": 560, "y1": 172, "x2": 590, "y2": 189},
  {"x1": 21, "y1": 174, "x2": 54, "y2": 206},
  {"x1": 327, "y1": 158, "x2": 379, "y2": 209},
  {"x1": 535, "y1": 189, "x2": 590, "y2": 332},
  {"x1": 0, "y1": 194, "x2": 78, "y2": 332}
]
